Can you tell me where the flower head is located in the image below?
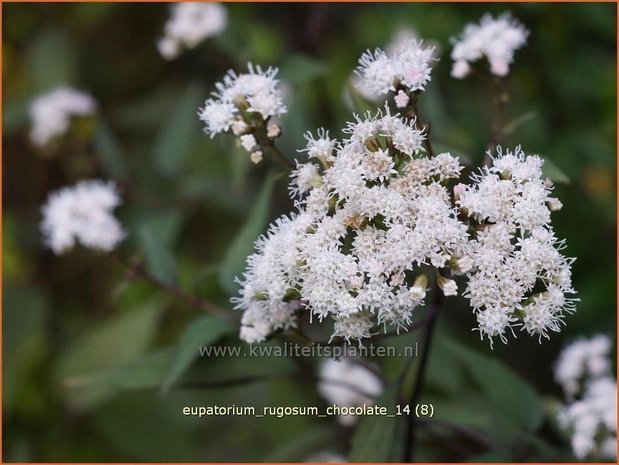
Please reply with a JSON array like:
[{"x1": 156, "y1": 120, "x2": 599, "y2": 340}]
[
  {"x1": 29, "y1": 87, "x2": 97, "y2": 147},
  {"x1": 40, "y1": 180, "x2": 124, "y2": 255},
  {"x1": 158, "y1": 2, "x2": 227, "y2": 60},
  {"x1": 451, "y1": 13, "x2": 528, "y2": 78}
]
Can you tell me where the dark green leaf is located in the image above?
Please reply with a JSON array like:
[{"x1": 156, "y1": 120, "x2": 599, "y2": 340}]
[
  {"x1": 154, "y1": 84, "x2": 203, "y2": 176},
  {"x1": 161, "y1": 315, "x2": 233, "y2": 394},
  {"x1": 139, "y1": 225, "x2": 179, "y2": 286},
  {"x1": 218, "y1": 174, "x2": 275, "y2": 294},
  {"x1": 444, "y1": 339, "x2": 544, "y2": 432},
  {"x1": 542, "y1": 157, "x2": 571, "y2": 184},
  {"x1": 349, "y1": 384, "x2": 404, "y2": 462},
  {"x1": 279, "y1": 54, "x2": 328, "y2": 85}
]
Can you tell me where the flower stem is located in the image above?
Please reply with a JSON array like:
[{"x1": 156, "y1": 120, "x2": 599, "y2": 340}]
[
  {"x1": 403, "y1": 284, "x2": 442, "y2": 462},
  {"x1": 486, "y1": 76, "x2": 508, "y2": 164},
  {"x1": 268, "y1": 142, "x2": 296, "y2": 170},
  {"x1": 120, "y1": 257, "x2": 233, "y2": 320}
]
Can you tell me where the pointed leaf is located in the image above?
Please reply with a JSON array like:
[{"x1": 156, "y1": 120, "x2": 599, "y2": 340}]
[
  {"x1": 218, "y1": 174, "x2": 275, "y2": 294},
  {"x1": 161, "y1": 315, "x2": 233, "y2": 394},
  {"x1": 139, "y1": 225, "x2": 179, "y2": 286}
]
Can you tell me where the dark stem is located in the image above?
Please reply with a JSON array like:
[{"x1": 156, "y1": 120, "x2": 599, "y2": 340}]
[
  {"x1": 268, "y1": 142, "x2": 296, "y2": 170},
  {"x1": 486, "y1": 76, "x2": 508, "y2": 164},
  {"x1": 403, "y1": 285, "x2": 442, "y2": 462},
  {"x1": 409, "y1": 93, "x2": 436, "y2": 158},
  {"x1": 121, "y1": 257, "x2": 232, "y2": 320}
]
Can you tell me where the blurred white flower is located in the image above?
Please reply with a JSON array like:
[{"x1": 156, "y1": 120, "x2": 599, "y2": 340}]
[
  {"x1": 29, "y1": 87, "x2": 96, "y2": 147},
  {"x1": 40, "y1": 180, "x2": 125, "y2": 255},
  {"x1": 554, "y1": 334, "x2": 612, "y2": 397},
  {"x1": 158, "y1": 2, "x2": 227, "y2": 60},
  {"x1": 451, "y1": 13, "x2": 528, "y2": 78},
  {"x1": 555, "y1": 335, "x2": 616, "y2": 461},
  {"x1": 318, "y1": 358, "x2": 383, "y2": 426}
]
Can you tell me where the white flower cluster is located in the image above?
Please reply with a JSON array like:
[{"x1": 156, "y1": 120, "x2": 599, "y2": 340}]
[
  {"x1": 554, "y1": 335, "x2": 616, "y2": 460},
  {"x1": 233, "y1": 109, "x2": 469, "y2": 343},
  {"x1": 198, "y1": 63, "x2": 286, "y2": 163},
  {"x1": 40, "y1": 180, "x2": 125, "y2": 255},
  {"x1": 355, "y1": 39, "x2": 436, "y2": 107},
  {"x1": 459, "y1": 147, "x2": 577, "y2": 344},
  {"x1": 318, "y1": 358, "x2": 383, "y2": 426},
  {"x1": 555, "y1": 334, "x2": 613, "y2": 397},
  {"x1": 29, "y1": 87, "x2": 97, "y2": 147},
  {"x1": 158, "y1": 2, "x2": 227, "y2": 60},
  {"x1": 451, "y1": 13, "x2": 528, "y2": 79}
]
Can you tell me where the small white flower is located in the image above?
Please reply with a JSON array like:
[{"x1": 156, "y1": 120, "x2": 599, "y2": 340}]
[
  {"x1": 451, "y1": 13, "x2": 528, "y2": 79},
  {"x1": 40, "y1": 180, "x2": 124, "y2": 255},
  {"x1": 231, "y1": 120, "x2": 248, "y2": 136},
  {"x1": 198, "y1": 100, "x2": 236, "y2": 137},
  {"x1": 250, "y1": 150, "x2": 263, "y2": 164},
  {"x1": 355, "y1": 39, "x2": 436, "y2": 96},
  {"x1": 240, "y1": 134, "x2": 257, "y2": 152},
  {"x1": 299, "y1": 128, "x2": 336, "y2": 161},
  {"x1": 158, "y1": 2, "x2": 227, "y2": 59},
  {"x1": 438, "y1": 277, "x2": 458, "y2": 296},
  {"x1": 318, "y1": 358, "x2": 383, "y2": 426},
  {"x1": 394, "y1": 90, "x2": 410, "y2": 109},
  {"x1": 29, "y1": 87, "x2": 97, "y2": 147},
  {"x1": 267, "y1": 123, "x2": 282, "y2": 139}
]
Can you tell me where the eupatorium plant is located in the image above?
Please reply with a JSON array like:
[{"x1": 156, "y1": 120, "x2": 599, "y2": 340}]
[{"x1": 196, "y1": 25, "x2": 577, "y2": 347}]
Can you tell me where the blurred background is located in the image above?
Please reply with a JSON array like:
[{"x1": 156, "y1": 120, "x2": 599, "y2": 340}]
[{"x1": 3, "y1": 2, "x2": 616, "y2": 462}]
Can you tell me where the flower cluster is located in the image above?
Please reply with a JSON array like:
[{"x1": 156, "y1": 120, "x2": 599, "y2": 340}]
[
  {"x1": 40, "y1": 180, "x2": 125, "y2": 255},
  {"x1": 198, "y1": 63, "x2": 286, "y2": 163},
  {"x1": 233, "y1": 109, "x2": 469, "y2": 343},
  {"x1": 29, "y1": 87, "x2": 97, "y2": 147},
  {"x1": 355, "y1": 39, "x2": 436, "y2": 107},
  {"x1": 554, "y1": 334, "x2": 613, "y2": 397},
  {"x1": 554, "y1": 335, "x2": 616, "y2": 460},
  {"x1": 458, "y1": 147, "x2": 577, "y2": 344},
  {"x1": 318, "y1": 358, "x2": 383, "y2": 426},
  {"x1": 157, "y1": 2, "x2": 227, "y2": 60},
  {"x1": 450, "y1": 13, "x2": 528, "y2": 79}
]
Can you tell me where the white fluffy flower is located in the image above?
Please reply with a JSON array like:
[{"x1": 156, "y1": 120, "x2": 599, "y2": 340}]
[
  {"x1": 299, "y1": 128, "x2": 336, "y2": 161},
  {"x1": 158, "y1": 2, "x2": 227, "y2": 60},
  {"x1": 355, "y1": 39, "x2": 436, "y2": 96},
  {"x1": 40, "y1": 180, "x2": 124, "y2": 255},
  {"x1": 29, "y1": 87, "x2": 97, "y2": 147},
  {"x1": 555, "y1": 335, "x2": 616, "y2": 460},
  {"x1": 235, "y1": 109, "x2": 468, "y2": 343},
  {"x1": 199, "y1": 63, "x2": 287, "y2": 139},
  {"x1": 460, "y1": 147, "x2": 577, "y2": 344},
  {"x1": 555, "y1": 335, "x2": 612, "y2": 398},
  {"x1": 451, "y1": 13, "x2": 528, "y2": 78},
  {"x1": 318, "y1": 358, "x2": 383, "y2": 426}
]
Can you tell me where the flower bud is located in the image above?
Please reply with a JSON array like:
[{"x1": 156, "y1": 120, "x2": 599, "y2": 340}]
[{"x1": 437, "y1": 276, "x2": 458, "y2": 296}]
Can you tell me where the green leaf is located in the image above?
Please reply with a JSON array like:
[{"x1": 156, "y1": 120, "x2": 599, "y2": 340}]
[
  {"x1": 139, "y1": 225, "x2": 179, "y2": 286},
  {"x1": 94, "y1": 124, "x2": 127, "y2": 179},
  {"x1": 501, "y1": 111, "x2": 537, "y2": 137},
  {"x1": 542, "y1": 157, "x2": 571, "y2": 184},
  {"x1": 57, "y1": 300, "x2": 163, "y2": 408},
  {"x1": 444, "y1": 339, "x2": 544, "y2": 432},
  {"x1": 279, "y1": 54, "x2": 328, "y2": 85},
  {"x1": 218, "y1": 174, "x2": 275, "y2": 294},
  {"x1": 154, "y1": 84, "x2": 204, "y2": 176},
  {"x1": 161, "y1": 315, "x2": 233, "y2": 394},
  {"x1": 27, "y1": 29, "x2": 77, "y2": 89},
  {"x1": 349, "y1": 384, "x2": 404, "y2": 462}
]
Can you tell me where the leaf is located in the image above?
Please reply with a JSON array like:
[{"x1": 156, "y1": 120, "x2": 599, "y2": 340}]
[
  {"x1": 94, "y1": 124, "x2": 127, "y2": 179},
  {"x1": 444, "y1": 339, "x2": 544, "y2": 432},
  {"x1": 154, "y1": 84, "x2": 204, "y2": 176},
  {"x1": 27, "y1": 29, "x2": 77, "y2": 89},
  {"x1": 348, "y1": 385, "x2": 404, "y2": 462},
  {"x1": 139, "y1": 225, "x2": 179, "y2": 286},
  {"x1": 57, "y1": 300, "x2": 164, "y2": 408},
  {"x1": 161, "y1": 315, "x2": 233, "y2": 394},
  {"x1": 501, "y1": 111, "x2": 537, "y2": 137},
  {"x1": 542, "y1": 157, "x2": 571, "y2": 184},
  {"x1": 279, "y1": 54, "x2": 328, "y2": 85},
  {"x1": 218, "y1": 174, "x2": 275, "y2": 294}
]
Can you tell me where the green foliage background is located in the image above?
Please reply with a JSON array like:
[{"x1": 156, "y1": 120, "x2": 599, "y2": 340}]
[{"x1": 3, "y1": 2, "x2": 616, "y2": 462}]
